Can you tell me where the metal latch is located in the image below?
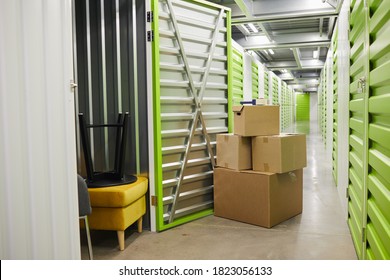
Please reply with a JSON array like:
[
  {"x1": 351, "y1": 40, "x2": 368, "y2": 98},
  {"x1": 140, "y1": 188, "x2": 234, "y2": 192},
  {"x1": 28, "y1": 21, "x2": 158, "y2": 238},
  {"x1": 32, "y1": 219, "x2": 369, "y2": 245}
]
[
  {"x1": 147, "y1": 11, "x2": 153, "y2": 23},
  {"x1": 357, "y1": 76, "x2": 366, "y2": 94},
  {"x1": 147, "y1": 30, "x2": 154, "y2": 42},
  {"x1": 70, "y1": 80, "x2": 78, "y2": 91}
]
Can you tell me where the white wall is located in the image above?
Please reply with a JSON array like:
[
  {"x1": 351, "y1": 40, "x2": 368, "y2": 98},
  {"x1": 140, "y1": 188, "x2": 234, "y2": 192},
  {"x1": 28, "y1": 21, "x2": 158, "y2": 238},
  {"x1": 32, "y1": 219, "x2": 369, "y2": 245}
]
[
  {"x1": 0, "y1": 0, "x2": 80, "y2": 259},
  {"x1": 310, "y1": 93, "x2": 318, "y2": 123},
  {"x1": 258, "y1": 63, "x2": 265, "y2": 98},
  {"x1": 243, "y1": 52, "x2": 253, "y2": 101},
  {"x1": 336, "y1": 0, "x2": 351, "y2": 216}
]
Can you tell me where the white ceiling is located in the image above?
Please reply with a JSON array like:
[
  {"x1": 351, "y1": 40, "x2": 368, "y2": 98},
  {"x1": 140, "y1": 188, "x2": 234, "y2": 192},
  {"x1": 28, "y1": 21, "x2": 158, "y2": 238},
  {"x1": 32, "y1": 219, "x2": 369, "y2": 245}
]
[{"x1": 209, "y1": 0, "x2": 344, "y2": 92}]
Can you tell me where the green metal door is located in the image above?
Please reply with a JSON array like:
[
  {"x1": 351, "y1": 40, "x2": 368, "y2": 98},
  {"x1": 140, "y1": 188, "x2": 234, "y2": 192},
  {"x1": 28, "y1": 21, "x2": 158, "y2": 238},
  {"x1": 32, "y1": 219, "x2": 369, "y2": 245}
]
[
  {"x1": 232, "y1": 47, "x2": 244, "y2": 105},
  {"x1": 296, "y1": 93, "x2": 310, "y2": 121},
  {"x1": 251, "y1": 61, "x2": 259, "y2": 99},
  {"x1": 332, "y1": 26, "x2": 339, "y2": 183},
  {"x1": 348, "y1": 0, "x2": 369, "y2": 259},
  {"x1": 366, "y1": 0, "x2": 390, "y2": 260},
  {"x1": 151, "y1": 0, "x2": 231, "y2": 231}
]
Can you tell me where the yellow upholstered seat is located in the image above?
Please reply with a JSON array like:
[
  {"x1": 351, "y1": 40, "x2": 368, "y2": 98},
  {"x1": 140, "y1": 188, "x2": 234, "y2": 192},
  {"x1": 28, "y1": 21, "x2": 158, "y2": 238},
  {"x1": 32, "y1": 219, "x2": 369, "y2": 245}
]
[{"x1": 87, "y1": 176, "x2": 148, "y2": 250}]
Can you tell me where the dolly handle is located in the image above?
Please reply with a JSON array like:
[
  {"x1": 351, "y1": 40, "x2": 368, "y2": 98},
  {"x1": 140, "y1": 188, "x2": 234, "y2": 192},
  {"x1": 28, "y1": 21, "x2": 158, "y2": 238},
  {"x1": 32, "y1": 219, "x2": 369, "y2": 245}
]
[{"x1": 239, "y1": 99, "x2": 256, "y2": 105}]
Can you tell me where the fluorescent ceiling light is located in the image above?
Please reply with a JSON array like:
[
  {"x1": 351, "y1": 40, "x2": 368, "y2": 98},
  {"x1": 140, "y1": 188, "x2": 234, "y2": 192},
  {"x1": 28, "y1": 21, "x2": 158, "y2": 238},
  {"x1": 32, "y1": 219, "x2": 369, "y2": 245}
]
[
  {"x1": 247, "y1": 23, "x2": 257, "y2": 33},
  {"x1": 268, "y1": 49, "x2": 274, "y2": 55},
  {"x1": 313, "y1": 50, "x2": 319, "y2": 59}
]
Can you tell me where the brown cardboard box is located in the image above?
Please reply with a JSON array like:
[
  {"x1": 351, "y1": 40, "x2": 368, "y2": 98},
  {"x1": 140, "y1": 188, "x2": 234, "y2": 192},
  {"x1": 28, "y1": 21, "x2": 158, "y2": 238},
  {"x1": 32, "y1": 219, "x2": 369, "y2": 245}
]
[
  {"x1": 252, "y1": 133, "x2": 307, "y2": 173},
  {"x1": 216, "y1": 133, "x2": 252, "y2": 170},
  {"x1": 214, "y1": 167, "x2": 303, "y2": 228},
  {"x1": 233, "y1": 105, "x2": 280, "y2": 136}
]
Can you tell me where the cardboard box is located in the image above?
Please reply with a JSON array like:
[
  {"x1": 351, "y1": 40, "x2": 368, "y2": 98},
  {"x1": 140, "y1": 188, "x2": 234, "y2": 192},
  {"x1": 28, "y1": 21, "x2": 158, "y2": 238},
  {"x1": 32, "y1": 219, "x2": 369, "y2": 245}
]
[
  {"x1": 233, "y1": 105, "x2": 280, "y2": 136},
  {"x1": 214, "y1": 167, "x2": 303, "y2": 228},
  {"x1": 216, "y1": 133, "x2": 252, "y2": 170},
  {"x1": 252, "y1": 133, "x2": 307, "y2": 173}
]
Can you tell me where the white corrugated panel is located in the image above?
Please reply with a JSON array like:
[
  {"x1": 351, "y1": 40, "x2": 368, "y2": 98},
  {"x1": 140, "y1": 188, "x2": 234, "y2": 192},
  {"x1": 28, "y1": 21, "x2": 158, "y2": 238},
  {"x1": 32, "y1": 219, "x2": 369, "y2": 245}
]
[
  {"x1": 0, "y1": 0, "x2": 80, "y2": 259},
  {"x1": 336, "y1": 0, "x2": 351, "y2": 216}
]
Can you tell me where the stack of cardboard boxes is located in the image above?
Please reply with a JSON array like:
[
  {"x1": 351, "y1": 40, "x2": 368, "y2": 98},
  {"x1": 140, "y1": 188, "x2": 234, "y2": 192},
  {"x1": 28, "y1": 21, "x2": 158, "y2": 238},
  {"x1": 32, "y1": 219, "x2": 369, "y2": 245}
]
[{"x1": 214, "y1": 105, "x2": 307, "y2": 228}]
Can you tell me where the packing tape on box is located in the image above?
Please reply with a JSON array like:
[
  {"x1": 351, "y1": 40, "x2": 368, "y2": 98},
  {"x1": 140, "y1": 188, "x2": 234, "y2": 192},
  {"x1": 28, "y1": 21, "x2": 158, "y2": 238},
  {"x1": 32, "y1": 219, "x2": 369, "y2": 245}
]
[
  {"x1": 263, "y1": 138, "x2": 268, "y2": 143},
  {"x1": 263, "y1": 163, "x2": 269, "y2": 172},
  {"x1": 288, "y1": 172, "x2": 297, "y2": 182}
]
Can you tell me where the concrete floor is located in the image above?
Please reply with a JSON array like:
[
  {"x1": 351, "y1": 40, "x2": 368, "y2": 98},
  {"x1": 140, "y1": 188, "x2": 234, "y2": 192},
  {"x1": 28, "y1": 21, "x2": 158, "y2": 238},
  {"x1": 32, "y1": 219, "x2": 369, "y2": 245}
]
[{"x1": 81, "y1": 121, "x2": 357, "y2": 260}]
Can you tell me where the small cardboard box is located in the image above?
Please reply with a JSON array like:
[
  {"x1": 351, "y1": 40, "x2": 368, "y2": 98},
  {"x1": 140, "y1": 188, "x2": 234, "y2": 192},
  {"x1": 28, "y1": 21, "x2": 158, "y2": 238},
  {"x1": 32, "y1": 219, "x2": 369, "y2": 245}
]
[
  {"x1": 233, "y1": 105, "x2": 280, "y2": 136},
  {"x1": 252, "y1": 133, "x2": 307, "y2": 173},
  {"x1": 214, "y1": 167, "x2": 303, "y2": 228},
  {"x1": 216, "y1": 133, "x2": 252, "y2": 170}
]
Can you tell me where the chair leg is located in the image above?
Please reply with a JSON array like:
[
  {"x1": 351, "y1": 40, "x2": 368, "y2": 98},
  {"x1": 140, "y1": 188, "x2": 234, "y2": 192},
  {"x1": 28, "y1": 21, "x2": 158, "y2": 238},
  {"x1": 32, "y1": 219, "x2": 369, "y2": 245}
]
[
  {"x1": 117, "y1": 230, "x2": 125, "y2": 251},
  {"x1": 137, "y1": 217, "x2": 143, "y2": 233},
  {"x1": 82, "y1": 216, "x2": 93, "y2": 260}
]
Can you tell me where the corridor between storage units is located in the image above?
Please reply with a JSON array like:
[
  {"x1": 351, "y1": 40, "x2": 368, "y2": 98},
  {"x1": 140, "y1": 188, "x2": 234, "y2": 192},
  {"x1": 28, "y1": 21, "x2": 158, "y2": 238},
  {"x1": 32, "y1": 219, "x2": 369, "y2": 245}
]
[{"x1": 82, "y1": 120, "x2": 357, "y2": 260}]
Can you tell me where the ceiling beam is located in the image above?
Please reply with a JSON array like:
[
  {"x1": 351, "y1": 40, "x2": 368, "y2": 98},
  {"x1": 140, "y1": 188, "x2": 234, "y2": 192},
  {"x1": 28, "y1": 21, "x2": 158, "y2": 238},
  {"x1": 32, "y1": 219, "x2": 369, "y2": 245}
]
[
  {"x1": 324, "y1": 0, "x2": 337, "y2": 9},
  {"x1": 327, "y1": 16, "x2": 336, "y2": 38},
  {"x1": 319, "y1": 18, "x2": 324, "y2": 37},
  {"x1": 232, "y1": 11, "x2": 339, "y2": 25},
  {"x1": 266, "y1": 59, "x2": 325, "y2": 71},
  {"x1": 233, "y1": 0, "x2": 253, "y2": 17},
  {"x1": 233, "y1": 31, "x2": 332, "y2": 49},
  {"x1": 292, "y1": 48, "x2": 302, "y2": 69},
  {"x1": 291, "y1": 84, "x2": 318, "y2": 91},
  {"x1": 244, "y1": 41, "x2": 330, "y2": 51},
  {"x1": 287, "y1": 78, "x2": 320, "y2": 85},
  {"x1": 257, "y1": 22, "x2": 273, "y2": 42}
]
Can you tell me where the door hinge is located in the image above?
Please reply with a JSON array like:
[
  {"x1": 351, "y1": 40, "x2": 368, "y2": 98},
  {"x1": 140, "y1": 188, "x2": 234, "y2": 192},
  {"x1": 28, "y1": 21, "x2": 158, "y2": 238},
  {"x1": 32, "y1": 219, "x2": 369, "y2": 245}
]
[
  {"x1": 151, "y1": 195, "x2": 157, "y2": 206},
  {"x1": 147, "y1": 11, "x2": 153, "y2": 23},
  {"x1": 147, "y1": 30, "x2": 154, "y2": 42}
]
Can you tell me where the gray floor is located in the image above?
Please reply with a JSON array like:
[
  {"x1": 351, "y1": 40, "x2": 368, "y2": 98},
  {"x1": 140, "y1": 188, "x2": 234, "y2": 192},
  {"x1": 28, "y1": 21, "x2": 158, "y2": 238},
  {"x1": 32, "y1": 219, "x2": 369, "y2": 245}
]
[{"x1": 81, "y1": 121, "x2": 357, "y2": 260}]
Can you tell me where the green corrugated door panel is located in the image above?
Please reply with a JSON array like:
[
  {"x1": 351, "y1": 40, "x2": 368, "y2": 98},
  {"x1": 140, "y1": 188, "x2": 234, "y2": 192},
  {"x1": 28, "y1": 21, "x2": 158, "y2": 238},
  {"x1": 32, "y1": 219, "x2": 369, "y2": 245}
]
[
  {"x1": 232, "y1": 48, "x2": 244, "y2": 105},
  {"x1": 365, "y1": 0, "x2": 390, "y2": 259},
  {"x1": 151, "y1": 0, "x2": 231, "y2": 231},
  {"x1": 332, "y1": 26, "x2": 339, "y2": 183},
  {"x1": 348, "y1": 0, "x2": 368, "y2": 259},
  {"x1": 251, "y1": 62, "x2": 259, "y2": 99},
  {"x1": 264, "y1": 71, "x2": 269, "y2": 99},
  {"x1": 296, "y1": 93, "x2": 310, "y2": 121}
]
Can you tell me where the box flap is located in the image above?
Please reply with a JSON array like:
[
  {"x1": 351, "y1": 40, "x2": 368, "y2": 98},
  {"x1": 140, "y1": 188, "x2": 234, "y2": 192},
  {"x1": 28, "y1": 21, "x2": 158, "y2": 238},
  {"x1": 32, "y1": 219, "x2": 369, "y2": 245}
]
[
  {"x1": 232, "y1": 105, "x2": 244, "y2": 112},
  {"x1": 241, "y1": 169, "x2": 274, "y2": 176}
]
